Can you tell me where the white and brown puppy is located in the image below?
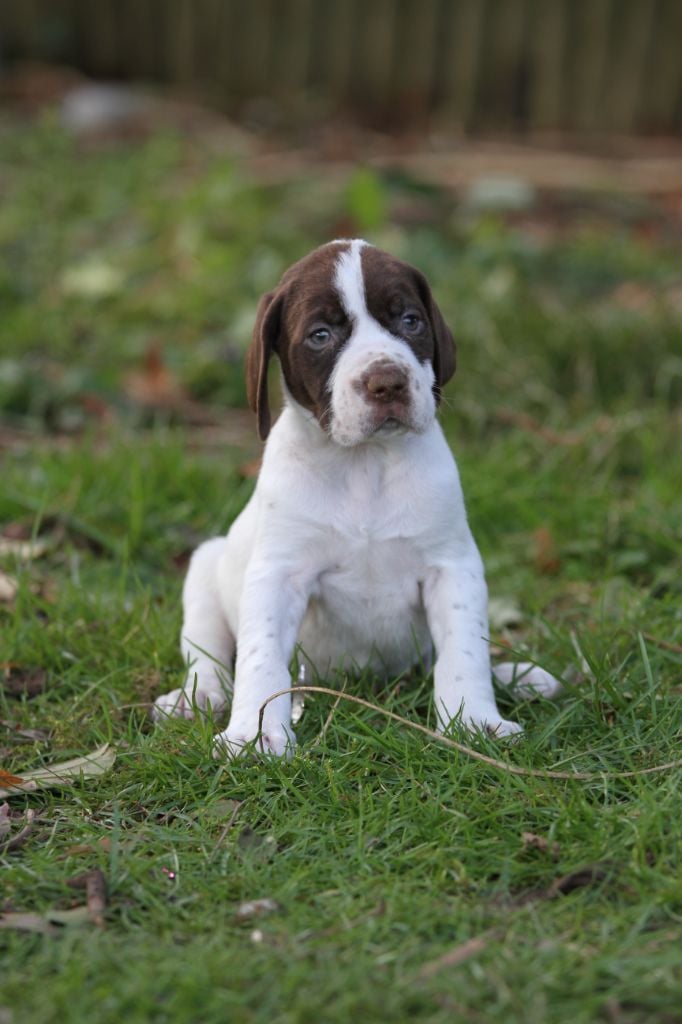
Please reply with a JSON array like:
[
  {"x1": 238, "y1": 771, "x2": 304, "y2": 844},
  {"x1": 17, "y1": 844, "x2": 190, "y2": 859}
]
[{"x1": 154, "y1": 239, "x2": 560, "y2": 756}]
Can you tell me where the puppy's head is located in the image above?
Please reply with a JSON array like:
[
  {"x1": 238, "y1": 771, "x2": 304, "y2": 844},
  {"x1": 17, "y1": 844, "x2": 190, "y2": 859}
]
[{"x1": 246, "y1": 240, "x2": 456, "y2": 444}]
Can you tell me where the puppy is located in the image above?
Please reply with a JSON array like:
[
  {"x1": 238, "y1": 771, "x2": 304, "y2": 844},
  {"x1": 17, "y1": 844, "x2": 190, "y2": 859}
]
[{"x1": 154, "y1": 240, "x2": 560, "y2": 755}]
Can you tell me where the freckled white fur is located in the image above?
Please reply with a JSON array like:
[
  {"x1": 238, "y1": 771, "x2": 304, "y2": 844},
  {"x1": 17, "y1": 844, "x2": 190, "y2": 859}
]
[{"x1": 153, "y1": 240, "x2": 560, "y2": 756}]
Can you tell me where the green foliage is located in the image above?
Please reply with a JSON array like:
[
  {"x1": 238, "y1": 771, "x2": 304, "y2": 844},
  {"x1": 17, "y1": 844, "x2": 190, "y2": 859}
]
[
  {"x1": 1, "y1": 119, "x2": 681, "y2": 1023},
  {"x1": 346, "y1": 167, "x2": 389, "y2": 232}
]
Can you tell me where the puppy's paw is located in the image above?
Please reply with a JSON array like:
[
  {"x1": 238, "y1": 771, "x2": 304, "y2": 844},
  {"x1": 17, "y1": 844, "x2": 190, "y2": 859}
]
[
  {"x1": 439, "y1": 704, "x2": 523, "y2": 740},
  {"x1": 212, "y1": 722, "x2": 296, "y2": 760},
  {"x1": 462, "y1": 704, "x2": 524, "y2": 739},
  {"x1": 481, "y1": 716, "x2": 524, "y2": 739},
  {"x1": 493, "y1": 662, "x2": 562, "y2": 700},
  {"x1": 152, "y1": 686, "x2": 227, "y2": 722}
]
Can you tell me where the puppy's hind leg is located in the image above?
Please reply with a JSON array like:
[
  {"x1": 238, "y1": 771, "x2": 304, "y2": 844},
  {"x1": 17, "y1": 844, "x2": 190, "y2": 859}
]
[{"x1": 153, "y1": 537, "x2": 234, "y2": 721}]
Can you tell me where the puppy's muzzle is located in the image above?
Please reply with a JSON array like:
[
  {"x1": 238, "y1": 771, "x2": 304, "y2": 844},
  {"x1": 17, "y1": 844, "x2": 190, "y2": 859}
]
[
  {"x1": 355, "y1": 360, "x2": 412, "y2": 433},
  {"x1": 361, "y1": 361, "x2": 409, "y2": 405}
]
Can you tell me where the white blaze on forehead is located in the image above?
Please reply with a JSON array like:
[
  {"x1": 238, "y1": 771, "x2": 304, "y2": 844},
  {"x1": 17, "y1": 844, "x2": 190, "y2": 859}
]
[
  {"x1": 327, "y1": 239, "x2": 437, "y2": 445},
  {"x1": 334, "y1": 239, "x2": 370, "y2": 324},
  {"x1": 331, "y1": 239, "x2": 409, "y2": 359}
]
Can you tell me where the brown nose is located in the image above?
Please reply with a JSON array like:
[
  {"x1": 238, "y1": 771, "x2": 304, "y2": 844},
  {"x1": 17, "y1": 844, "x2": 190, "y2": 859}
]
[{"x1": 363, "y1": 364, "x2": 408, "y2": 403}]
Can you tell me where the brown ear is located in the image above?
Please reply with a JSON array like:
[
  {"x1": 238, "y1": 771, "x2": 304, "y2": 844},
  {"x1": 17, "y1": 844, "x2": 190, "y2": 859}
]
[
  {"x1": 245, "y1": 290, "x2": 283, "y2": 441},
  {"x1": 413, "y1": 269, "x2": 456, "y2": 400}
]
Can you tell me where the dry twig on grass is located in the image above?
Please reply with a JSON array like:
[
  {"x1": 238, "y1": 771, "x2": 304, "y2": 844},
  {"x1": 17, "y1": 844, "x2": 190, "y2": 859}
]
[{"x1": 258, "y1": 686, "x2": 682, "y2": 783}]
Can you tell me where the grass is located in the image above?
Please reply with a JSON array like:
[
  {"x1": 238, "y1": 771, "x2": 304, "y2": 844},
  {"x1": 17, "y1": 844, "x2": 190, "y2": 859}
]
[{"x1": 1, "y1": 114, "x2": 681, "y2": 1023}]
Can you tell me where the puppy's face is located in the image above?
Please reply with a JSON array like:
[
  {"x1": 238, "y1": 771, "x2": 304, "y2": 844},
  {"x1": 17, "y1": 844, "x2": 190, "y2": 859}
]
[{"x1": 246, "y1": 240, "x2": 456, "y2": 444}]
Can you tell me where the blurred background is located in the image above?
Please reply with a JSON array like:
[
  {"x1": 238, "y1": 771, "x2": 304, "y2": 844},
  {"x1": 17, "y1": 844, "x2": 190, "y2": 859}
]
[
  {"x1": 2, "y1": 0, "x2": 682, "y2": 135},
  {"x1": 0, "y1": 0, "x2": 680, "y2": 446}
]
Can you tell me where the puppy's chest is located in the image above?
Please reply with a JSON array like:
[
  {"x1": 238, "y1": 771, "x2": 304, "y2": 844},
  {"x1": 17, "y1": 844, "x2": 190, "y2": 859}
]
[
  {"x1": 313, "y1": 480, "x2": 431, "y2": 609},
  {"x1": 266, "y1": 434, "x2": 454, "y2": 609},
  {"x1": 318, "y1": 529, "x2": 423, "y2": 599}
]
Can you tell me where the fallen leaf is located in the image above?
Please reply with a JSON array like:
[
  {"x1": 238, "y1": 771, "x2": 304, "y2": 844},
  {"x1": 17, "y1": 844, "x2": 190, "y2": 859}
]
[
  {"x1": 532, "y1": 526, "x2": 561, "y2": 575},
  {"x1": 488, "y1": 597, "x2": 523, "y2": 631},
  {"x1": 0, "y1": 802, "x2": 10, "y2": 841},
  {"x1": 509, "y1": 862, "x2": 614, "y2": 907},
  {"x1": 62, "y1": 836, "x2": 111, "y2": 858},
  {"x1": 0, "y1": 719, "x2": 50, "y2": 741},
  {"x1": 60, "y1": 260, "x2": 124, "y2": 298},
  {"x1": 0, "y1": 771, "x2": 25, "y2": 788},
  {"x1": 78, "y1": 392, "x2": 113, "y2": 421},
  {"x1": 0, "y1": 537, "x2": 51, "y2": 561},
  {"x1": 238, "y1": 457, "x2": 262, "y2": 479},
  {"x1": 3, "y1": 809, "x2": 38, "y2": 852},
  {"x1": 235, "y1": 898, "x2": 279, "y2": 922},
  {"x1": 45, "y1": 906, "x2": 92, "y2": 927},
  {"x1": 521, "y1": 831, "x2": 560, "y2": 858},
  {"x1": 15, "y1": 728, "x2": 49, "y2": 742},
  {"x1": 417, "y1": 931, "x2": 499, "y2": 980},
  {"x1": 0, "y1": 743, "x2": 116, "y2": 798},
  {"x1": 609, "y1": 281, "x2": 656, "y2": 312},
  {"x1": 67, "y1": 869, "x2": 107, "y2": 926},
  {"x1": 0, "y1": 912, "x2": 60, "y2": 936},
  {"x1": 0, "y1": 570, "x2": 17, "y2": 603},
  {"x1": 124, "y1": 343, "x2": 187, "y2": 408},
  {"x1": 1, "y1": 898, "x2": 106, "y2": 934},
  {"x1": 1, "y1": 522, "x2": 32, "y2": 541},
  {"x1": 2, "y1": 665, "x2": 48, "y2": 698},
  {"x1": 546, "y1": 863, "x2": 613, "y2": 898}
]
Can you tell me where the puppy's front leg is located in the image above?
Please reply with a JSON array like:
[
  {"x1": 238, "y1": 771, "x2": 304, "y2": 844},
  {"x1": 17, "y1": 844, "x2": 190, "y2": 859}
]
[
  {"x1": 424, "y1": 552, "x2": 522, "y2": 738},
  {"x1": 213, "y1": 561, "x2": 310, "y2": 759}
]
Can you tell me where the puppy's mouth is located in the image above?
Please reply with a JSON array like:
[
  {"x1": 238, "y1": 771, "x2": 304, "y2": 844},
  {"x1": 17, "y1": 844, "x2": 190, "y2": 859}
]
[
  {"x1": 375, "y1": 415, "x2": 406, "y2": 433},
  {"x1": 365, "y1": 393, "x2": 419, "y2": 437},
  {"x1": 329, "y1": 409, "x2": 414, "y2": 447}
]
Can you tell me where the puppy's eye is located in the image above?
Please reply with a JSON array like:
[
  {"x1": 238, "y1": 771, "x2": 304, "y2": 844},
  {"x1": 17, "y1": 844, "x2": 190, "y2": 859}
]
[
  {"x1": 306, "y1": 327, "x2": 332, "y2": 348},
  {"x1": 401, "y1": 313, "x2": 422, "y2": 332}
]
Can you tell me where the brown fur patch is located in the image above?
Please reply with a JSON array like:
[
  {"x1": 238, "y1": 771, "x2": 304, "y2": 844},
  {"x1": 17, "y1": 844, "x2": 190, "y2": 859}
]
[{"x1": 245, "y1": 241, "x2": 456, "y2": 439}]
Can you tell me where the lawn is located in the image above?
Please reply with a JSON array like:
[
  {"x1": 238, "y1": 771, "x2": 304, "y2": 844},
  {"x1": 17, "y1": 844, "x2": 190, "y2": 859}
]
[{"x1": 1, "y1": 114, "x2": 681, "y2": 1024}]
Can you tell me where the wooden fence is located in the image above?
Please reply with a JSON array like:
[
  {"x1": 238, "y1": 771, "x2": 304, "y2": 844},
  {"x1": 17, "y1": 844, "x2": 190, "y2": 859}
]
[{"x1": 1, "y1": 0, "x2": 680, "y2": 135}]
